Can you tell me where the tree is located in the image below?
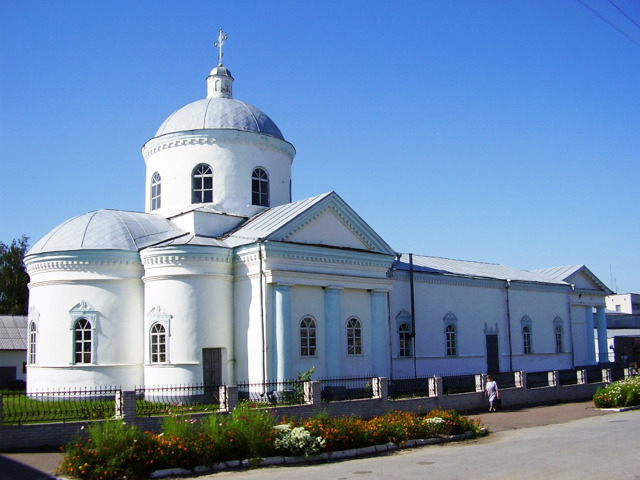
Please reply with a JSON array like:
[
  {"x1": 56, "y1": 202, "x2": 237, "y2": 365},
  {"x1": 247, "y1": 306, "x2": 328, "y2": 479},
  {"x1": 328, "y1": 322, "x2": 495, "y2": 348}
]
[{"x1": 0, "y1": 235, "x2": 30, "y2": 315}]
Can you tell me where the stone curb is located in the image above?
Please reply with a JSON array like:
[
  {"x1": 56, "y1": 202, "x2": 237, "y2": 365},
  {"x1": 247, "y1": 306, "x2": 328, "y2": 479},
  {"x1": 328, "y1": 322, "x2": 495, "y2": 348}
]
[{"x1": 148, "y1": 430, "x2": 479, "y2": 479}]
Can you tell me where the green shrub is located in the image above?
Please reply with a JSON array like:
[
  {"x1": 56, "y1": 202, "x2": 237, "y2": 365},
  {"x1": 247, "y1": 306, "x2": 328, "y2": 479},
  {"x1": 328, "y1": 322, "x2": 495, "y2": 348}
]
[{"x1": 593, "y1": 376, "x2": 640, "y2": 408}]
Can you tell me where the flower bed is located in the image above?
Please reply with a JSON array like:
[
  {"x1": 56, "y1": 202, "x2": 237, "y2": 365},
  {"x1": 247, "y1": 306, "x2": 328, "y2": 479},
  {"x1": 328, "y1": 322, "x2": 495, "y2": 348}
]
[
  {"x1": 58, "y1": 404, "x2": 482, "y2": 480},
  {"x1": 593, "y1": 376, "x2": 640, "y2": 409}
]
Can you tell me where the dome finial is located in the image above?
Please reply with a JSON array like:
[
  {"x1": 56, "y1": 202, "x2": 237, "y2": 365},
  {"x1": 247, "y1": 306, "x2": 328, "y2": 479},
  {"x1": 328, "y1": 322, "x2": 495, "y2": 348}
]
[{"x1": 214, "y1": 28, "x2": 228, "y2": 67}]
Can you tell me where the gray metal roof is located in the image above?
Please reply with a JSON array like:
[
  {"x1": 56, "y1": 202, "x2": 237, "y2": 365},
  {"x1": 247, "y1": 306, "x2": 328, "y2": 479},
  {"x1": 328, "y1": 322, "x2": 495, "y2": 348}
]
[
  {"x1": 28, "y1": 210, "x2": 187, "y2": 255},
  {"x1": 395, "y1": 254, "x2": 568, "y2": 285},
  {"x1": 0, "y1": 316, "x2": 27, "y2": 350},
  {"x1": 222, "y1": 192, "x2": 333, "y2": 246},
  {"x1": 155, "y1": 97, "x2": 284, "y2": 140},
  {"x1": 531, "y1": 265, "x2": 583, "y2": 282}
]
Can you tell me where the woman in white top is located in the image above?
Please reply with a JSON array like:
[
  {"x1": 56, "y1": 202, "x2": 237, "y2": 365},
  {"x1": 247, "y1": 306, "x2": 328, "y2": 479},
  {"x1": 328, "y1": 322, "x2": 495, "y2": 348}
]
[{"x1": 485, "y1": 375, "x2": 499, "y2": 412}]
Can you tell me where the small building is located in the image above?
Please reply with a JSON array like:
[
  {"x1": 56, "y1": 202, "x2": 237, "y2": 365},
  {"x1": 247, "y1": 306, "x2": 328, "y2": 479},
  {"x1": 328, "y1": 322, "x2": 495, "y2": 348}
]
[{"x1": 0, "y1": 316, "x2": 28, "y2": 388}]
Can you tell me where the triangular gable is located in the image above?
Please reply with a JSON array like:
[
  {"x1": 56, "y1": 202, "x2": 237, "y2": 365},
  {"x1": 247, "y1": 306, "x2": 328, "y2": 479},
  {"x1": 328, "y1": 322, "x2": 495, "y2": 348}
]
[
  {"x1": 534, "y1": 265, "x2": 612, "y2": 294},
  {"x1": 268, "y1": 192, "x2": 396, "y2": 255}
]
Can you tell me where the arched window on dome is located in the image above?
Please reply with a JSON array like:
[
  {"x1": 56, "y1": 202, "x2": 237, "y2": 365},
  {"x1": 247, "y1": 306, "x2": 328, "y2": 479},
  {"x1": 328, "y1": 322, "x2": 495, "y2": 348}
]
[
  {"x1": 252, "y1": 167, "x2": 269, "y2": 207},
  {"x1": 150, "y1": 172, "x2": 161, "y2": 210},
  {"x1": 73, "y1": 318, "x2": 93, "y2": 364},
  {"x1": 150, "y1": 323, "x2": 167, "y2": 363},
  {"x1": 192, "y1": 164, "x2": 213, "y2": 203},
  {"x1": 29, "y1": 321, "x2": 37, "y2": 364}
]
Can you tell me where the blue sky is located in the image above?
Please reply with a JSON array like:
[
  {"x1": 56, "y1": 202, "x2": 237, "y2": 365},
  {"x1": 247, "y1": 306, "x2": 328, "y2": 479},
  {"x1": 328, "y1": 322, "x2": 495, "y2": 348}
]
[{"x1": 1, "y1": 1, "x2": 639, "y2": 294}]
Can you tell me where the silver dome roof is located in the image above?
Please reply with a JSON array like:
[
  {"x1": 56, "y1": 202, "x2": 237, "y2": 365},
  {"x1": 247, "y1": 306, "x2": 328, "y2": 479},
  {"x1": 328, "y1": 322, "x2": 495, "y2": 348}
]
[
  {"x1": 154, "y1": 97, "x2": 284, "y2": 140},
  {"x1": 28, "y1": 210, "x2": 185, "y2": 254}
]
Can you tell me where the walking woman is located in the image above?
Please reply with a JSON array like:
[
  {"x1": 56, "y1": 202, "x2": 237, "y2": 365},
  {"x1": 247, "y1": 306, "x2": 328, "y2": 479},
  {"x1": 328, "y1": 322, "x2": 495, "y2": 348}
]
[{"x1": 485, "y1": 375, "x2": 499, "y2": 412}]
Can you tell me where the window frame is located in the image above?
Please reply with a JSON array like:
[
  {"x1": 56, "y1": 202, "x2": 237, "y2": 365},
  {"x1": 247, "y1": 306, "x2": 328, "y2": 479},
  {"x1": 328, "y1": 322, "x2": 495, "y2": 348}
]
[
  {"x1": 28, "y1": 321, "x2": 37, "y2": 364},
  {"x1": 398, "y1": 322, "x2": 412, "y2": 358},
  {"x1": 251, "y1": 167, "x2": 270, "y2": 207},
  {"x1": 445, "y1": 323, "x2": 457, "y2": 356},
  {"x1": 150, "y1": 322, "x2": 167, "y2": 363},
  {"x1": 299, "y1": 316, "x2": 317, "y2": 357},
  {"x1": 150, "y1": 172, "x2": 161, "y2": 210},
  {"x1": 521, "y1": 315, "x2": 533, "y2": 354},
  {"x1": 73, "y1": 318, "x2": 93, "y2": 364},
  {"x1": 346, "y1": 317, "x2": 362, "y2": 356},
  {"x1": 192, "y1": 163, "x2": 213, "y2": 203}
]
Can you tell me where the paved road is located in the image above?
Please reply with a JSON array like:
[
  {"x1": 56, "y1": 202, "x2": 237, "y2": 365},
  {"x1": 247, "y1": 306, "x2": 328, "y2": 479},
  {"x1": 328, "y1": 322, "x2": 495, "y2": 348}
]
[{"x1": 2, "y1": 402, "x2": 638, "y2": 480}]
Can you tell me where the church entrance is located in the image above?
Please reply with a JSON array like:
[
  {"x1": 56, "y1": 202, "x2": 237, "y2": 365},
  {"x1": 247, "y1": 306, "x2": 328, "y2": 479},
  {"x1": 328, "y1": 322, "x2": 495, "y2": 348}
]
[
  {"x1": 485, "y1": 335, "x2": 500, "y2": 374},
  {"x1": 202, "y1": 348, "x2": 222, "y2": 386}
]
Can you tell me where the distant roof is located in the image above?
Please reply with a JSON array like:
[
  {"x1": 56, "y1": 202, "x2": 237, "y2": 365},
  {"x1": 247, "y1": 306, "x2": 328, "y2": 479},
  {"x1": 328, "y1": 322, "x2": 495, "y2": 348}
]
[
  {"x1": 395, "y1": 254, "x2": 568, "y2": 285},
  {"x1": 532, "y1": 265, "x2": 613, "y2": 294},
  {"x1": 154, "y1": 97, "x2": 284, "y2": 140},
  {"x1": 0, "y1": 316, "x2": 27, "y2": 350},
  {"x1": 28, "y1": 210, "x2": 186, "y2": 255}
]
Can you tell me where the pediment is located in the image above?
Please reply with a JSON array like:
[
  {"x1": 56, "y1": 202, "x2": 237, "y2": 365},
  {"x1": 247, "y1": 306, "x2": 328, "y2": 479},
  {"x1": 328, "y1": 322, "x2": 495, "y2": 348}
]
[
  {"x1": 565, "y1": 267, "x2": 612, "y2": 294},
  {"x1": 268, "y1": 192, "x2": 396, "y2": 255}
]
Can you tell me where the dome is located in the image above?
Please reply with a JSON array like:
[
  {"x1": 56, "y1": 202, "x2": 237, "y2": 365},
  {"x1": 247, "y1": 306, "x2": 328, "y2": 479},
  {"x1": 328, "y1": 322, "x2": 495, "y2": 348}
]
[
  {"x1": 154, "y1": 97, "x2": 284, "y2": 140},
  {"x1": 28, "y1": 210, "x2": 186, "y2": 255}
]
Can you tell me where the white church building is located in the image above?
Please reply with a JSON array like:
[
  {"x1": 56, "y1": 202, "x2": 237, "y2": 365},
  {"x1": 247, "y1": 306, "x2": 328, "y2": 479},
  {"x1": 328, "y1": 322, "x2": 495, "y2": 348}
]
[{"x1": 24, "y1": 33, "x2": 612, "y2": 391}]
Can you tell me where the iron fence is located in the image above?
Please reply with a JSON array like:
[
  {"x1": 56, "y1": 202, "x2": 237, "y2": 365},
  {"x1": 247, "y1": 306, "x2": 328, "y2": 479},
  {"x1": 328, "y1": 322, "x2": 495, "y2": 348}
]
[
  {"x1": 526, "y1": 371, "x2": 550, "y2": 389},
  {"x1": 610, "y1": 367, "x2": 626, "y2": 382},
  {"x1": 558, "y1": 369, "x2": 579, "y2": 386},
  {"x1": 319, "y1": 376, "x2": 375, "y2": 402},
  {"x1": 388, "y1": 376, "x2": 430, "y2": 399},
  {"x1": 584, "y1": 367, "x2": 603, "y2": 384},
  {"x1": 1, "y1": 386, "x2": 120, "y2": 425},
  {"x1": 237, "y1": 379, "x2": 306, "y2": 406},
  {"x1": 135, "y1": 384, "x2": 221, "y2": 417},
  {"x1": 441, "y1": 374, "x2": 477, "y2": 395},
  {"x1": 490, "y1": 372, "x2": 517, "y2": 389}
]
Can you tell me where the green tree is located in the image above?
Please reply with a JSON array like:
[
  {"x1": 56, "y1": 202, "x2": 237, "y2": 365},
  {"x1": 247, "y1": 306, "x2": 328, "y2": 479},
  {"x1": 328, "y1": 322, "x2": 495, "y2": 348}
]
[{"x1": 0, "y1": 236, "x2": 29, "y2": 315}]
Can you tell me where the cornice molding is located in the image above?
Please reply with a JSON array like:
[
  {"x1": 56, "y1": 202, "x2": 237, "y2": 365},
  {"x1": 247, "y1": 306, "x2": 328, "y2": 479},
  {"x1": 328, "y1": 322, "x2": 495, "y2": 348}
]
[{"x1": 143, "y1": 130, "x2": 296, "y2": 162}]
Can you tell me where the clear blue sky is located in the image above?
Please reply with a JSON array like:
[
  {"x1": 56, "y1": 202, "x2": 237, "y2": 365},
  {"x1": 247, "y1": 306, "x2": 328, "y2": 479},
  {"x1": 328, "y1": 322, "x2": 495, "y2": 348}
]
[{"x1": 1, "y1": 1, "x2": 639, "y2": 293}]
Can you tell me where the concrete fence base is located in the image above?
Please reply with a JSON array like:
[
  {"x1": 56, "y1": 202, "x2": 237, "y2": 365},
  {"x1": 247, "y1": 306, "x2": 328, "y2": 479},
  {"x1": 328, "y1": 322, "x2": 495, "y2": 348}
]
[{"x1": 1, "y1": 368, "x2": 632, "y2": 452}]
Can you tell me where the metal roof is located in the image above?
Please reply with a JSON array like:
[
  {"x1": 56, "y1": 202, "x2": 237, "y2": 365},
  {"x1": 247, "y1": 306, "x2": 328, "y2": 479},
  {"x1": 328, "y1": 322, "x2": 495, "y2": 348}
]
[
  {"x1": 0, "y1": 316, "x2": 27, "y2": 350},
  {"x1": 531, "y1": 265, "x2": 584, "y2": 282},
  {"x1": 155, "y1": 97, "x2": 284, "y2": 140},
  {"x1": 28, "y1": 210, "x2": 186, "y2": 255},
  {"x1": 395, "y1": 254, "x2": 569, "y2": 285}
]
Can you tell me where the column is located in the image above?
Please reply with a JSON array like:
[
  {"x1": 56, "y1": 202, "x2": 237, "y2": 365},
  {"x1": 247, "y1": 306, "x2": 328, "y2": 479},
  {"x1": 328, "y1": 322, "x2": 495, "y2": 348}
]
[
  {"x1": 324, "y1": 286, "x2": 343, "y2": 377},
  {"x1": 370, "y1": 289, "x2": 389, "y2": 377},
  {"x1": 585, "y1": 306, "x2": 596, "y2": 365},
  {"x1": 273, "y1": 284, "x2": 292, "y2": 381},
  {"x1": 595, "y1": 306, "x2": 608, "y2": 364}
]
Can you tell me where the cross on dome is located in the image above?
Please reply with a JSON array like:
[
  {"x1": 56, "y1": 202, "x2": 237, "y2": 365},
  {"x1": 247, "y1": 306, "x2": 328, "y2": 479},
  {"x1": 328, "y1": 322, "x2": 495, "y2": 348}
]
[{"x1": 214, "y1": 28, "x2": 228, "y2": 66}]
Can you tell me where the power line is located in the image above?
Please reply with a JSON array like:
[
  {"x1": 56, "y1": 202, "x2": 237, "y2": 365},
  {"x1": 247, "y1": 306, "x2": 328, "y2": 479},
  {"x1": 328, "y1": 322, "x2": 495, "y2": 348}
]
[
  {"x1": 576, "y1": 0, "x2": 640, "y2": 49},
  {"x1": 607, "y1": 0, "x2": 640, "y2": 30}
]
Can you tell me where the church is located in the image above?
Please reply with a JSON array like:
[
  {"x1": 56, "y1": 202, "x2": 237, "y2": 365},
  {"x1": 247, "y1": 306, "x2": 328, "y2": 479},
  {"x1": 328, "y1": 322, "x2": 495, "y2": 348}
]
[{"x1": 24, "y1": 32, "x2": 612, "y2": 392}]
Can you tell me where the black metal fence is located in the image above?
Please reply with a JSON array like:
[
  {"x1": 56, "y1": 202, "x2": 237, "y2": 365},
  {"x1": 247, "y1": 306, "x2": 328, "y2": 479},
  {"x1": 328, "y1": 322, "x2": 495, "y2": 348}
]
[
  {"x1": 490, "y1": 372, "x2": 517, "y2": 389},
  {"x1": 135, "y1": 384, "x2": 221, "y2": 417},
  {"x1": 319, "y1": 376, "x2": 375, "y2": 402},
  {"x1": 388, "y1": 376, "x2": 430, "y2": 399},
  {"x1": 237, "y1": 379, "x2": 306, "y2": 406},
  {"x1": 585, "y1": 367, "x2": 603, "y2": 384},
  {"x1": 558, "y1": 369, "x2": 579, "y2": 386},
  {"x1": 1, "y1": 386, "x2": 120, "y2": 425},
  {"x1": 525, "y1": 371, "x2": 550, "y2": 389},
  {"x1": 442, "y1": 374, "x2": 477, "y2": 395}
]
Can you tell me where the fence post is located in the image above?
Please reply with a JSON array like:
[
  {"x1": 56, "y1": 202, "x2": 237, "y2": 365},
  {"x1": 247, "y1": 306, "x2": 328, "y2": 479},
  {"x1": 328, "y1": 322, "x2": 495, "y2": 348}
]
[
  {"x1": 305, "y1": 381, "x2": 321, "y2": 405},
  {"x1": 219, "y1": 385, "x2": 238, "y2": 413},
  {"x1": 475, "y1": 374, "x2": 485, "y2": 393},
  {"x1": 515, "y1": 371, "x2": 527, "y2": 388},
  {"x1": 603, "y1": 368, "x2": 612, "y2": 383},
  {"x1": 577, "y1": 369, "x2": 586, "y2": 385},
  {"x1": 115, "y1": 391, "x2": 136, "y2": 421},
  {"x1": 372, "y1": 377, "x2": 388, "y2": 401},
  {"x1": 548, "y1": 371, "x2": 558, "y2": 387},
  {"x1": 428, "y1": 376, "x2": 442, "y2": 398}
]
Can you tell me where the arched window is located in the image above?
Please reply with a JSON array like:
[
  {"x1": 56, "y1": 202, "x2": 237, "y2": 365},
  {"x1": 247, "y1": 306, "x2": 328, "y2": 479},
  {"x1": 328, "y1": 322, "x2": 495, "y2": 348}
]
[
  {"x1": 252, "y1": 167, "x2": 269, "y2": 207},
  {"x1": 522, "y1": 326, "x2": 532, "y2": 354},
  {"x1": 150, "y1": 323, "x2": 167, "y2": 363},
  {"x1": 150, "y1": 172, "x2": 161, "y2": 210},
  {"x1": 398, "y1": 322, "x2": 412, "y2": 357},
  {"x1": 28, "y1": 321, "x2": 37, "y2": 364},
  {"x1": 74, "y1": 318, "x2": 92, "y2": 364},
  {"x1": 300, "y1": 317, "x2": 317, "y2": 357},
  {"x1": 192, "y1": 164, "x2": 213, "y2": 203},
  {"x1": 347, "y1": 317, "x2": 362, "y2": 356},
  {"x1": 445, "y1": 324, "x2": 457, "y2": 356},
  {"x1": 555, "y1": 326, "x2": 563, "y2": 353}
]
